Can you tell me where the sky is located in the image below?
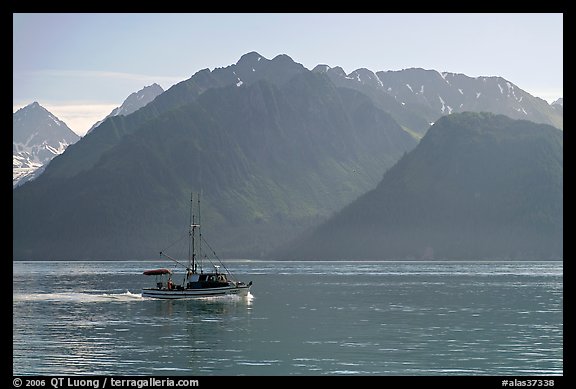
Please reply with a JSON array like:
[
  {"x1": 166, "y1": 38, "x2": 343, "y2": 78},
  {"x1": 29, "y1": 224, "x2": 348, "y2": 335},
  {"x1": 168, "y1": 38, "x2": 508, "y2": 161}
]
[{"x1": 13, "y1": 13, "x2": 563, "y2": 136}]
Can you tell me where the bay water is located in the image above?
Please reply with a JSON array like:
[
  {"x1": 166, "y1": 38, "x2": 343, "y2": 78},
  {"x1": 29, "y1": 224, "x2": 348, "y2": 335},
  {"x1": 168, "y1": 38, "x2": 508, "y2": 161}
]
[{"x1": 13, "y1": 261, "x2": 562, "y2": 375}]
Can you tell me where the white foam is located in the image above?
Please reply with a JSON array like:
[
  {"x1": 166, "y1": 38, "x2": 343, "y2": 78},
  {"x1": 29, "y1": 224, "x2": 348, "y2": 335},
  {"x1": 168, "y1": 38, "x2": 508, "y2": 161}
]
[{"x1": 13, "y1": 291, "x2": 143, "y2": 303}]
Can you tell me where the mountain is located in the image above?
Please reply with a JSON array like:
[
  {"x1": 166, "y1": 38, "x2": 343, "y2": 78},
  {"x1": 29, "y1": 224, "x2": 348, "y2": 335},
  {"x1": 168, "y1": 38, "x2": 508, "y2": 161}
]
[
  {"x1": 13, "y1": 66, "x2": 417, "y2": 260},
  {"x1": 314, "y1": 66, "x2": 563, "y2": 135},
  {"x1": 280, "y1": 112, "x2": 563, "y2": 260},
  {"x1": 551, "y1": 97, "x2": 563, "y2": 116},
  {"x1": 13, "y1": 102, "x2": 80, "y2": 187},
  {"x1": 38, "y1": 53, "x2": 561, "y2": 183},
  {"x1": 87, "y1": 83, "x2": 164, "y2": 134},
  {"x1": 13, "y1": 52, "x2": 563, "y2": 261},
  {"x1": 39, "y1": 52, "x2": 309, "y2": 182}
]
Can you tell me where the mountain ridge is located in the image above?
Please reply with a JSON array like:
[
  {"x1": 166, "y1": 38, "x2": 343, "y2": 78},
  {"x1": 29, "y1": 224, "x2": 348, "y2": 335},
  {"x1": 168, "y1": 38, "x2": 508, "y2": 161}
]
[
  {"x1": 278, "y1": 112, "x2": 563, "y2": 260},
  {"x1": 13, "y1": 52, "x2": 563, "y2": 260},
  {"x1": 39, "y1": 52, "x2": 309, "y2": 181},
  {"x1": 87, "y1": 83, "x2": 165, "y2": 134},
  {"x1": 13, "y1": 102, "x2": 79, "y2": 187},
  {"x1": 314, "y1": 65, "x2": 563, "y2": 134},
  {"x1": 13, "y1": 71, "x2": 416, "y2": 260}
]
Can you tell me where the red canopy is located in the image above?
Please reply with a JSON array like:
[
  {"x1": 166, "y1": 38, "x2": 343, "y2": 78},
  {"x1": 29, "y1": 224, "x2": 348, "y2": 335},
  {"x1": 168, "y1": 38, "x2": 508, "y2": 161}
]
[{"x1": 143, "y1": 268, "x2": 172, "y2": 276}]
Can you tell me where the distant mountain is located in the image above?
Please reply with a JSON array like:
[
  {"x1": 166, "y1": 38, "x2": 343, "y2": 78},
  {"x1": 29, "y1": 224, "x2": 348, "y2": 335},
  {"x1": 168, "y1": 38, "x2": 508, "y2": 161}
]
[
  {"x1": 13, "y1": 52, "x2": 563, "y2": 261},
  {"x1": 314, "y1": 66, "x2": 563, "y2": 135},
  {"x1": 13, "y1": 102, "x2": 80, "y2": 187},
  {"x1": 42, "y1": 52, "x2": 309, "y2": 181},
  {"x1": 40, "y1": 52, "x2": 562, "y2": 182},
  {"x1": 13, "y1": 67, "x2": 417, "y2": 260},
  {"x1": 280, "y1": 112, "x2": 563, "y2": 260},
  {"x1": 87, "y1": 83, "x2": 164, "y2": 134},
  {"x1": 551, "y1": 97, "x2": 563, "y2": 116}
]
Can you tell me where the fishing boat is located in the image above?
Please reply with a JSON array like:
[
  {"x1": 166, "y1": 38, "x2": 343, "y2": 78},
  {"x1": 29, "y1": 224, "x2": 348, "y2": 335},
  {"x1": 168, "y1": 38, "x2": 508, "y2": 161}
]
[{"x1": 142, "y1": 193, "x2": 252, "y2": 299}]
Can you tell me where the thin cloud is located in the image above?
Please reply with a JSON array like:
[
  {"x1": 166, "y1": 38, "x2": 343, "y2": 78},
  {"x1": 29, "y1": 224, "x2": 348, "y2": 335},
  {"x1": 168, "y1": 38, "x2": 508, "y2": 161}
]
[
  {"x1": 47, "y1": 103, "x2": 119, "y2": 136},
  {"x1": 13, "y1": 101, "x2": 119, "y2": 137},
  {"x1": 16, "y1": 69, "x2": 186, "y2": 86},
  {"x1": 528, "y1": 88, "x2": 563, "y2": 105}
]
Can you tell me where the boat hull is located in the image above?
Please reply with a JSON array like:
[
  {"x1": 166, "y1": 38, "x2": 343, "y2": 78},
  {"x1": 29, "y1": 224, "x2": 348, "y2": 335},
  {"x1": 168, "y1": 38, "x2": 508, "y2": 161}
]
[{"x1": 141, "y1": 285, "x2": 250, "y2": 299}]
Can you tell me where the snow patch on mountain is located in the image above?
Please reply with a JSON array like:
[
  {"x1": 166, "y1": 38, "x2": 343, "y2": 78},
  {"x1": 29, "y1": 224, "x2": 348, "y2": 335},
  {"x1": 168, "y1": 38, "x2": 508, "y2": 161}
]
[
  {"x1": 440, "y1": 72, "x2": 451, "y2": 85},
  {"x1": 13, "y1": 102, "x2": 79, "y2": 187},
  {"x1": 439, "y1": 95, "x2": 446, "y2": 113},
  {"x1": 311, "y1": 61, "x2": 562, "y2": 132}
]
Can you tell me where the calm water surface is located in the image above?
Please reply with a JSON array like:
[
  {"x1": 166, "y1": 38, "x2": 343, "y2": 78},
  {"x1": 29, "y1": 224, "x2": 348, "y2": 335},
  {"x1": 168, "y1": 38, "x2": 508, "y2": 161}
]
[{"x1": 13, "y1": 261, "x2": 563, "y2": 375}]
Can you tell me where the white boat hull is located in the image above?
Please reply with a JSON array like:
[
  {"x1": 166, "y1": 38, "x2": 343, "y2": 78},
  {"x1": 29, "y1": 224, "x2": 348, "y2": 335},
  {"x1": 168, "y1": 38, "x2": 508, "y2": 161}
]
[{"x1": 142, "y1": 285, "x2": 250, "y2": 299}]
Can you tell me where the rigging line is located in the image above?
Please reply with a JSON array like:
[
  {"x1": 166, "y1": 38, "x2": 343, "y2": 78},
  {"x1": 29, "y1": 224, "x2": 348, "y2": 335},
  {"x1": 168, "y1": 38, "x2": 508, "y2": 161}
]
[
  {"x1": 200, "y1": 235, "x2": 238, "y2": 282},
  {"x1": 196, "y1": 246, "x2": 217, "y2": 272},
  {"x1": 159, "y1": 251, "x2": 189, "y2": 269},
  {"x1": 202, "y1": 255, "x2": 217, "y2": 271},
  {"x1": 159, "y1": 231, "x2": 188, "y2": 253}
]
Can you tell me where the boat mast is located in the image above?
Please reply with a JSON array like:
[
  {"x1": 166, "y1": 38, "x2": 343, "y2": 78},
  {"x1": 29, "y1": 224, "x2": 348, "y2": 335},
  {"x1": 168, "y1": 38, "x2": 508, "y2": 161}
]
[
  {"x1": 198, "y1": 193, "x2": 202, "y2": 273},
  {"x1": 188, "y1": 193, "x2": 195, "y2": 274},
  {"x1": 188, "y1": 192, "x2": 201, "y2": 274}
]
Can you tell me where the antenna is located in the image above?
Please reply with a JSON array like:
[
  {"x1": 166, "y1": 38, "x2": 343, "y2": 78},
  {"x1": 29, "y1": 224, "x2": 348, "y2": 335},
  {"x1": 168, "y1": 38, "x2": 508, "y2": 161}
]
[
  {"x1": 198, "y1": 193, "x2": 202, "y2": 273},
  {"x1": 188, "y1": 192, "x2": 194, "y2": 273}
]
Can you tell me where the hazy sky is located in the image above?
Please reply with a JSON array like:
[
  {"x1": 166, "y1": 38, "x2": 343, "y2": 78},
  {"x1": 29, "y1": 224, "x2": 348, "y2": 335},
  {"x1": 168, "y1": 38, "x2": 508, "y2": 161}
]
[{"x1": 13, "y1": 13, "x2": 563, "y2": 136}]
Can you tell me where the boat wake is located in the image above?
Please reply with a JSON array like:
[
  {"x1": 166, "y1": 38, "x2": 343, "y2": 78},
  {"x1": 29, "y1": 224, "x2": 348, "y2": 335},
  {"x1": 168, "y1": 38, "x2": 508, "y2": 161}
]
[
  {"x1": 13, "y1": 291, "x2": 253, "y2": 304},
  {"x1": 13, "y1": 290, "x2": 143, "y2": 303}
]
